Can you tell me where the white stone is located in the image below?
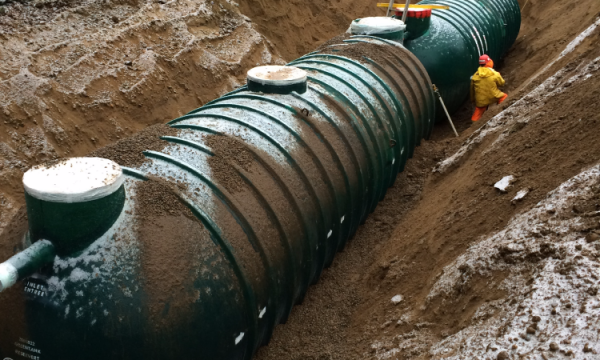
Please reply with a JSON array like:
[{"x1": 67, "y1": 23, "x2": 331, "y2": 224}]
[
  {"x1": 512, "y1": 188, "x2": 530, "y2": 203},
  {"x1": 494, "y1": 175, "x2": 515, "y2": 193},
  {"x1": 391, "y1": 294, "x2": 403, "y2": 305},
  {"x1": 23, "y1": 157, "x2": 124, "y2": 203}
]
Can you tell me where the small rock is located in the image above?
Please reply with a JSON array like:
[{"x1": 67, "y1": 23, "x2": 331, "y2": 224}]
[
  {"x1": 495, "y1": 175, "x2": 516, "y2": 193},
  {"x1": 586, "y1": 232, "x2": 599, "y2": 243},
  {"x1": 0, "y1": 6, "x2": 6, "y2": 15},
  {"x1": 512, "y1": 188, "x2": 529, "y2": 204},
  {"x1": 583, "y1": 343, "x2": 592, "y2": 353},
  {"x1": 512, "y1": 344, "x2": 518, "y2": 350},
  {"x1": 526, "y1": 326, "x2": 536, "y2": 334},
  {"x1": 497, "y1": 351, "x2": 510, "y2": 360},
  {"x1": 391, "y1": 295, "x2": 403, "y2": 305},
  {"x1": 551, "y1": 308, "x2": 557, "y2": 315},
  {"x1": 112, "y1": 15, "x2": 119, "y2": 23},
  {"x1": 125, "y1": 61, "x2": 132, "y2": 66},
  {"x1": 532, "y1": 315, "x2": 541, "y2": 322},
  {"x1": 549, "y1": 342, "x2": 559, "y2": 351},
  {"x1": 575, "y1": 244, "x2": 582, "y2": 250}
]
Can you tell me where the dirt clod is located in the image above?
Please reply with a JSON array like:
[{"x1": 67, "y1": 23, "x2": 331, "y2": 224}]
[
  {"x1": 497, "y1": 351, "x2": 510, "y2": 360},
  {"x1": 586, "y1": 232, "x2": 599, "y2": 243}
]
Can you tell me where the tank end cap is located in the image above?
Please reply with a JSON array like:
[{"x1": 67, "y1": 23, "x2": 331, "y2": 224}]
[
  {"x1": 350, "y1": 17, "x2": 406, "y2": 41},
  {"x1": 23, "y1": 157, "x2": 124, "y2": 203},
  {"x1": 247, "y1": 65, "x2": 308, "y2": 94},
  {"x1": 22, "y1": 158, "x2": 126, "y2": 256}
]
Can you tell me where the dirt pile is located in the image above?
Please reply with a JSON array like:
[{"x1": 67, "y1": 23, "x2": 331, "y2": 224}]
[
  {"x1": 237, "y1": 0, "x2": 385, "y2": 60},
  {"x1": 409, "y1": 165, "x2": 600, "y2": 359},
  {"x1": 135, "y1": 177, "x2": 206, "y2": 327}
]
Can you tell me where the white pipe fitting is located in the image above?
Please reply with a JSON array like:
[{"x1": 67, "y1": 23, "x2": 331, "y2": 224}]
[{"x1": 0, "y1": 262, "x2": 18, "y2": 292}]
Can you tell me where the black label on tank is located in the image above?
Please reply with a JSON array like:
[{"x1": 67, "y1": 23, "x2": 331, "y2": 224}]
[
  {"x1": 13, "y1": 337, "x2": 42, "y2": 360},
  {"x1": 23, "y1": 278, "x2": 47, "y2": 298}
]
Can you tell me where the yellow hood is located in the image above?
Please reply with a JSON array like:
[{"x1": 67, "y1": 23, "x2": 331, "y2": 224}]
[{"x1": 475, "y1": 67, "x2": 496, "y2": 78}]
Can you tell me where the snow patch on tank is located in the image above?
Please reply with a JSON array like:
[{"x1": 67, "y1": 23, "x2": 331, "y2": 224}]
[{"x1": 46, "y1": 177, "x2": 141, "y2": 310}]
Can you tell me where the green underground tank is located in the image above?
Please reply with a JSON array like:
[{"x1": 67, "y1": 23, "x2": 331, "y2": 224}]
[
  {"x1": 0, "y1": 3, "x2": 520, "y2": 359},
  {"x1": 0, "y1": 32, "x2": 434, "y2": 360},
  {"x1": 395, "y1": 0, "x2": 521, "y2": 115}
]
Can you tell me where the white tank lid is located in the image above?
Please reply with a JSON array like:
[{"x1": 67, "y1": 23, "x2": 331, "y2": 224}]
[
  {"x1": 23, "y1": 157, "x2": 125, "y2": 203},
  {"x1": 247, "y1": 65, "x2": 308, "y2": 86},
  {"x1": 350, "y1": 17, "x2": 406, "y2": 35}
]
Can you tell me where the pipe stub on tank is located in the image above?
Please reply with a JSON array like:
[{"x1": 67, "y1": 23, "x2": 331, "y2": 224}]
[
  {"x1": 23, "y1": 157, "x2": 126, "y2": 255},
  {"x1": 247, "y1": 65, "x2": 308, "y2": 94},
  {"x1": 350, "y1": 17, "x2": 406, "y2": 41},
  {"x1": 0, "y1": 262, "x2": 18, "y2": 292}
]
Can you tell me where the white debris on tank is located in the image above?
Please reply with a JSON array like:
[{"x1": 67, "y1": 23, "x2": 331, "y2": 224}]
[
  {"x1": 69, "y1": 268, "x2": 90, "y2": 282},
  {"x1": 46, "y1": 179, "x2": 140, "y2": 315}
]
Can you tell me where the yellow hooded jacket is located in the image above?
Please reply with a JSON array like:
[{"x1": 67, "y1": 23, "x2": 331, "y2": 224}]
[{"x1": 470, "y1": 67, "x2": 506, "y2": 108}]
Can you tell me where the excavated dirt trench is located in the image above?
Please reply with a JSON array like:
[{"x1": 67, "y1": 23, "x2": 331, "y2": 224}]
[{"x1": 1, "y1": 0, "x2": 600, "y2": 359}]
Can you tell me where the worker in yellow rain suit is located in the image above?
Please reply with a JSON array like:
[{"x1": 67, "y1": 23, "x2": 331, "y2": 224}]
[{"x1": 470, "y1": 54, "x2": 508, "y2": 121}]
